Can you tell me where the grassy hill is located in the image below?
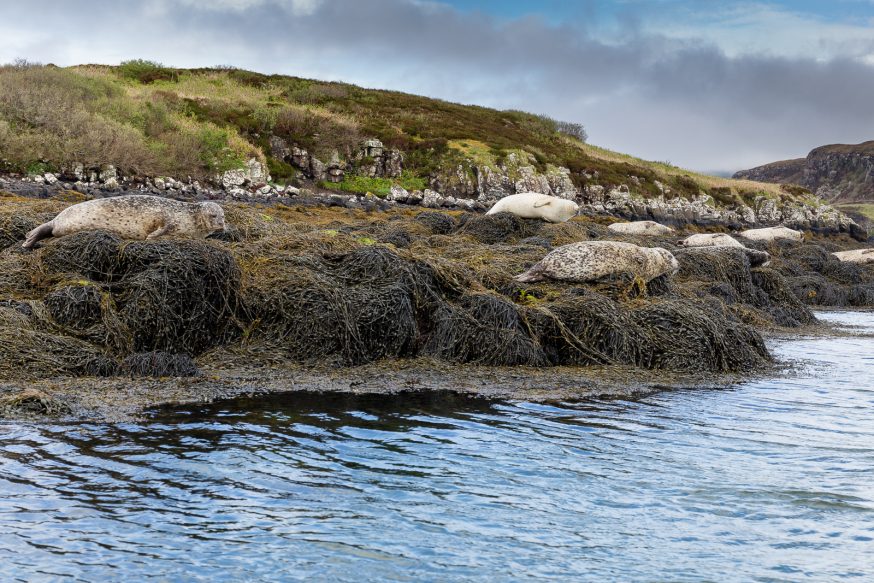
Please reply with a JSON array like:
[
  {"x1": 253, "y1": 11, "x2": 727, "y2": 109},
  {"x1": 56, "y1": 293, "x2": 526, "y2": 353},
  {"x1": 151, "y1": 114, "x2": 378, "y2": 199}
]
[{"x1": 0, "y1": 60, "x2": 798, "y2": 205}]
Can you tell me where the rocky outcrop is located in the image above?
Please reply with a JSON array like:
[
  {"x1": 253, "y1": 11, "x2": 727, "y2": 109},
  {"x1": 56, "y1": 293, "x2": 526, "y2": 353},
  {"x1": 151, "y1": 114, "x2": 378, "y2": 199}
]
[
  {"x1": 353, "y1": 139, "x2": 403, "y2": 179},
  {"x1": 578, "y1": 185, "x2": 864, "y2": 239},
  {"x1": 734, "y1": 141, "x2": 874, "y2": 204},
  {"x1": 271, "y1": 137, "x2": 403, "y2": 183},
  {"x1": 442, "y1": 152, "x2": 577, "y2": 202}
]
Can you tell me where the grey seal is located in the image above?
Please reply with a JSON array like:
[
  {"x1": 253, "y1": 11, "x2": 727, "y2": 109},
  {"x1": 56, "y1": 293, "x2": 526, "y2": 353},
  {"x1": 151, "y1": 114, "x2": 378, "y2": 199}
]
[
  {"x1": 22, "y1": 195, "x2": 226, "y2": 249},
  {"x1": 515, "y1": 241, "x2": 679, "y2": 284}
]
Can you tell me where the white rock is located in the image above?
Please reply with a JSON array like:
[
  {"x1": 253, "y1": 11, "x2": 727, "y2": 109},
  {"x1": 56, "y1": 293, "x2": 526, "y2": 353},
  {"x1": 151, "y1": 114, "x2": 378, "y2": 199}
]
[
  {"x1": 43, "y1": 173, "x2": 58, "y2": 185},
  {"x1": 221, "y1": 169, "x2": 247, "y2": 189},
  {"x1": 422, "y1": 189, "x2": 443, "y2": 208},
  {"x1": 103, "y1": 176, "x2": 120, "y2": 190},
  {"x1": 387, "y1": 185, "x2": 409, "y2": 202},
  {"x1": 99, "y1": 164, "x2": 117, "y2": 182},
  {"x1": 154, "y1": 177, "x2": 166, "y2": 190}
]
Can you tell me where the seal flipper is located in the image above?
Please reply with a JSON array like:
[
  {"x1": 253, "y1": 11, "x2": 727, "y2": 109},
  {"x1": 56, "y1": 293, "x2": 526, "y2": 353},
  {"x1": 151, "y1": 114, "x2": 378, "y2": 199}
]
[
  {"x1": 514, "y1": 262, "x2": 546, "y2": 283},
  {"x1": 22, "y1": 221, "x2": 54, "y2": 249}
]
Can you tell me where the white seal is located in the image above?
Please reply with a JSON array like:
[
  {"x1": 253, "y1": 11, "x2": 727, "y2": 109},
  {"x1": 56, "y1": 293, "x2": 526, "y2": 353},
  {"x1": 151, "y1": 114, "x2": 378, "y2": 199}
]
[{"x1": 486, "y1": 192, "x2": 578, "y2": 223}]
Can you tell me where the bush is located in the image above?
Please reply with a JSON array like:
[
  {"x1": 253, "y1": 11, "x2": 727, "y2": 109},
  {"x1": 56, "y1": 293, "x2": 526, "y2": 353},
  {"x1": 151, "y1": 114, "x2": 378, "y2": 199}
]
[
  {"x1": 117, "y1": 60, "x2": 178, "y2": 84},
  {"x1": 274, "y1": 105, "x2": 361, "y2": 158}
]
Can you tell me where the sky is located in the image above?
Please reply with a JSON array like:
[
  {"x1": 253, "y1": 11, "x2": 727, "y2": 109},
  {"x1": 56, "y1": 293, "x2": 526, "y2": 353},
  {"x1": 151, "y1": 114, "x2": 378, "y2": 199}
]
[{"x1": 2, "y1": 0, "x2": 874, "y2": 174}]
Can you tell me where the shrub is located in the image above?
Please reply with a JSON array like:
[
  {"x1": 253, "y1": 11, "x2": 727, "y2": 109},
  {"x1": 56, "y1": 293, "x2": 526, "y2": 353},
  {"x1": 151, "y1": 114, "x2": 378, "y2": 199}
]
[
  {"x1": 117, "y1": 59, "x2": 178, "y2": 84},
  {"x1": 274, "y1": 105, "x2": 361, "y2": 158}
]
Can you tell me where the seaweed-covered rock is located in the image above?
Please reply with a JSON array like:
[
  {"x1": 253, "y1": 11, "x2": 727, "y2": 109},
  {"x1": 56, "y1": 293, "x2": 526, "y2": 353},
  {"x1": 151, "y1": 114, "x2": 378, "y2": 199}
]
[
  {"x1": 676, "y1": 247, "x2": 763, "y2": 305},
  {"x1": 631, "y1": 299, "x2": 771, "y2": 372},
  {"x1": 415, "y1": 211, "x2": 456, "y2": 235},
  {"x1": 423, "y1": 293, "x2": 548, "y2": 366},
  {"x1": 546, "y1": 289, "x2": 639, "y2": 365},
  {"x1": 0, "y1": 325, "x2": 116, "y2": 379},
  {"x1": 115, "y1": 240, "x2": 241, "y2": 354},
  {"x1": 39, "y1": 230, "x2": 122, "y2": 281},
  {"x1": 119, "y1": 352, "x2": 201, "y2": 377},
  {"x1": 45, "y1": 284, "x2": 104, "y2": 329},
  {"x1": 456, "y1": 213, "x2": 541, "y2": 244},
  {"x1": 750, "y1": 268, "x2": 816, "y2": 325}
]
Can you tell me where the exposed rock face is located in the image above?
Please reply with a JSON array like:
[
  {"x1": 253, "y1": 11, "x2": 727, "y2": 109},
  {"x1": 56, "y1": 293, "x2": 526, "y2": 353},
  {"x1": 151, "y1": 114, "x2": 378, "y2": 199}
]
[
  {"x1": 734, "y1": 141, "x2": 874, "y2": 204},
  {"x1": 273, "y1": 137, "x2": 403, "y2": 182},
  {"x1": 219, "y1": 158, "x2": 270, "y2": 189},
  {"x1": 353, "y1": 139, "x2": 403, "y2": 179}
]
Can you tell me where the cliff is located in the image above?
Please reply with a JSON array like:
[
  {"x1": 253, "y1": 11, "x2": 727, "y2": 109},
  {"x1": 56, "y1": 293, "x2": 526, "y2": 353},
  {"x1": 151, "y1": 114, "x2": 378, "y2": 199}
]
[{"x1": 734, "y1": 141, "x2": 874, "y2": 204}]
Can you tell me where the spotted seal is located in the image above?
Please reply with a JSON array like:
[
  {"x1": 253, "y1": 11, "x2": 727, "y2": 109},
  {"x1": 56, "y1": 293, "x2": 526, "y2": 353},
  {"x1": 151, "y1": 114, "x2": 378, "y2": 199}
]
[
  {"x1": 514, "y1": 241, "x2": 679, "y2": 283},
  {"x1": 738, "y1": 226, "x2": 803, "y2": 243},
  {"x1": 486, "y1": 192, "x2": 579, "y2": 223},
  {"x1": 607, "y1": 220, "x2": 674, "y2": 236},
  {"x1": 22, "y1": 195, "x2": 226, "y2": 249},
  {"x1": 677, "y1": 233, "x2": 745, "y2": 248},
  {"x1": 832, "y1": 249, "x2": 874, "y2": 264}
]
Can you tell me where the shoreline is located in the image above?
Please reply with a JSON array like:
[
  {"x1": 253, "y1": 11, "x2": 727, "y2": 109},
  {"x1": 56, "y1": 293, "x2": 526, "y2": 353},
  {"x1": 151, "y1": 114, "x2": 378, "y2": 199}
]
[
  {"x1": 0, "y1": 318, "x2": 843, "y2": 423},
  {"x1": 1, "y1": 182, "x2": 873, "y2": 422}
]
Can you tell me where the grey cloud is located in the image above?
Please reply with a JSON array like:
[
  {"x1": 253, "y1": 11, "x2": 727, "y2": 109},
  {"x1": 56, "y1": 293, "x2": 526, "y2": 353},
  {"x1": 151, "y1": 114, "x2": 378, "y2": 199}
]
[{"x1": 1, "y1": 0, "x2": 872, "y2": 171}]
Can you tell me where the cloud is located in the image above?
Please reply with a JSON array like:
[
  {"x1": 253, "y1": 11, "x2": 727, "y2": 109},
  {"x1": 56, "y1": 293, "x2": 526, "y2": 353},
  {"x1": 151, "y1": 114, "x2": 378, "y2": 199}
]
[{"x1": 0, "y1": 0, "x2": 872, "y2": 172}]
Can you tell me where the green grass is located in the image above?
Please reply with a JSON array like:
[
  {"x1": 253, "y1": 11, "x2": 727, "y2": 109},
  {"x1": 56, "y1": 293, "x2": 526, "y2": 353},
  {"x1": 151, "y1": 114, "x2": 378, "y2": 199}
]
[{"x1": 322, "y1": 172, "x2": 427, "y2": 197}]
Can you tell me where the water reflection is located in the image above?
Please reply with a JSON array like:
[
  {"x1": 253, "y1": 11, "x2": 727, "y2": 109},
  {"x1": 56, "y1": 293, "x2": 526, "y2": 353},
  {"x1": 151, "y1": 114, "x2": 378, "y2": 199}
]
[{"x1": 0, "y1": 314, "x2": 873, "y2": 581}]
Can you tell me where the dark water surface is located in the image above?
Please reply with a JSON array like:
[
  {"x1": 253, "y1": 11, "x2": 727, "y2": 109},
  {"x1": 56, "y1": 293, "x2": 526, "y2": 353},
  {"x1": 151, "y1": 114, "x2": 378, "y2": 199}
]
[{"x1": 1, "y1": 312, "x2": 873, "y2": 581}]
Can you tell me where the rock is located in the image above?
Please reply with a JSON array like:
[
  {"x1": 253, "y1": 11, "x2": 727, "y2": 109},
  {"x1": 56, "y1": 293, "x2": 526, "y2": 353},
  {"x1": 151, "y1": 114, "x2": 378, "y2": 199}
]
[
  {"x1": 99, "y1": 164, "x2": 117, "y2": 182},
  {"x1": 407, "y1": 190, "x2": 424, "y2": 204},
  {"x1": 31, "y1": 175, "x2": 45, "y2": 184},
  {"x1": 221, "y1": 168, "x2": 247, "y2": 189},
  {"x1": 387, "y1": 185, "x2": 409, "y2": 202},
  {"x1": 43, "y1": 173, "x2": 58, "y2": 185},
  {"x1": 246, "y1": 158, "x2": 269, "y2": 184},
  {"x1": 285, "y1": 186, "x2": 301, "y2": 196},
  {"x1": 422, "y1": 189, "x2": 443, "y2": 208},
  {"x1": 103, "y1": 176, "x2": 120, "y2": 190},
  {"x1": 269, "y1": 135, "x2": 291, "y2": 160},
  {"x1": 363, "y1": 139, "x2": 384, "y2": 158},
  {"x1": 310, "y1": 157, "x2": 327, "y2": 181},
  {"x1": 257, "y1": 185, "x2": 273, "y2": 196},
  {"x1": 154, "y1": 177, "x2": 166, "y2": 190}
]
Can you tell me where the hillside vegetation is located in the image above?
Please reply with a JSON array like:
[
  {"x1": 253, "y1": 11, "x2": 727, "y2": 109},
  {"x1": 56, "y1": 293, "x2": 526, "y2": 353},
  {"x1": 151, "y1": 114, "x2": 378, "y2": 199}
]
[{"x1": 0, "y1": 60, "x2": 793, "y2": 204}]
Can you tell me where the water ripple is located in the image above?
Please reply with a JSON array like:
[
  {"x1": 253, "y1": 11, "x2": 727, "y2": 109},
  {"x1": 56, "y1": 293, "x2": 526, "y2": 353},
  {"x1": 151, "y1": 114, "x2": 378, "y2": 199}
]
[{"x1": 1, "y1": 312, "x2": 873, "y2": 580}]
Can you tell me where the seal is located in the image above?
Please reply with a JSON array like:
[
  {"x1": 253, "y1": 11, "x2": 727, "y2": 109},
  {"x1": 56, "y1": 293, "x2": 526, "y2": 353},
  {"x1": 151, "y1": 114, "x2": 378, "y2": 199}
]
[
  {"x1": 677, "y1": 233, "x2": 744, "y2": 249},
  {"x1": 738, "y1": 226, "x2": 803, "y2": 243},
  {"x1": 832, "y1": 249, "x2": 874, "y2": 264},
  {"x1": 514, "y1": 241, "x2": 679, "y2": 283},
  {"x1": 22, "y1": 195, "x2": 226, "y2": 249},
  {"x1": 486, "y1": 192, "x2": 579, "y2": 223},
  {"x1": 607, "y1": 220, "x2": 674, "y2": 236}
]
